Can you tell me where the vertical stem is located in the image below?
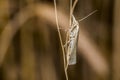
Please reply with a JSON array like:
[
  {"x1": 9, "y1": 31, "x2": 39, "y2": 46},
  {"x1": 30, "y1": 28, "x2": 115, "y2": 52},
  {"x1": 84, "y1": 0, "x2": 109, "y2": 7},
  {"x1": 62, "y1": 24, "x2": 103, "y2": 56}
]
[{"x1": 53, "y1": 0, "x2": 68, "y2": 80}]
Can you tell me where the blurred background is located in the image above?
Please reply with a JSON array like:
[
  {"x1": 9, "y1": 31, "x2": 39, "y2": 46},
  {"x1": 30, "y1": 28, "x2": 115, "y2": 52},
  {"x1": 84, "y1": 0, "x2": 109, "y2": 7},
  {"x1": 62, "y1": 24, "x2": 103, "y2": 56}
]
[{"x1": 0, "y1": 0, "x2": 119, "y2": 80}]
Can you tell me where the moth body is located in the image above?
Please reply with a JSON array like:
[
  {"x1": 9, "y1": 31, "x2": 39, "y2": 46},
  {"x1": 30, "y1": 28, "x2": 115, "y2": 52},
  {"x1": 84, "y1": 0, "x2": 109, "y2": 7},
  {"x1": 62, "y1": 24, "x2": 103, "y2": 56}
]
[{"x1": 66, "y1": 15, "x2": 79, "y2": 65}]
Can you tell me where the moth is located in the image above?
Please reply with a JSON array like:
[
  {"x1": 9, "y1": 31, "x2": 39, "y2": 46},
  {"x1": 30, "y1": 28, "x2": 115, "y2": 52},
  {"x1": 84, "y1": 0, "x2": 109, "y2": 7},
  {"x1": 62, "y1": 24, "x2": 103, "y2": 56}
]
[
  {"x1": 65, "y1": 10, "x2": 97, "y2": 66},
  {"x1": 64, "y1": 15, "x2": 79, "y2": 65}
]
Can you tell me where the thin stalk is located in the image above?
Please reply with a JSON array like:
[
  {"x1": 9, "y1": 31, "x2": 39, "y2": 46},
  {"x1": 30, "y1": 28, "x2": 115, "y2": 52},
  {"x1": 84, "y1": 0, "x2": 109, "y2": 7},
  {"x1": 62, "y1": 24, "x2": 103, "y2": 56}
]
[{"x1": 53, "y1": 0, "x2": 68, "y2": 80}]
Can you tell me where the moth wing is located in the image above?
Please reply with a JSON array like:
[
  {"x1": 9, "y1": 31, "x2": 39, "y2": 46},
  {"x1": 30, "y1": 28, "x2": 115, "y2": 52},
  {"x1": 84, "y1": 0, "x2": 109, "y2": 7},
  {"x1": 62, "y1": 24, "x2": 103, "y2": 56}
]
[{"x1": 69, "y1": 45, "x2": 76, "y2": 65}]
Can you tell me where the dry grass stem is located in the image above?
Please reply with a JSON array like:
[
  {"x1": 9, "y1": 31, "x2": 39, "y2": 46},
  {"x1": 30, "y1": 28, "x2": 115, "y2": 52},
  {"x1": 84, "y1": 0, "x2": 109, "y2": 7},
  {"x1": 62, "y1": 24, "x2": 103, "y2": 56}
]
[{"x1": 53, "y1": 0, "x2": 68, "y2": 80}]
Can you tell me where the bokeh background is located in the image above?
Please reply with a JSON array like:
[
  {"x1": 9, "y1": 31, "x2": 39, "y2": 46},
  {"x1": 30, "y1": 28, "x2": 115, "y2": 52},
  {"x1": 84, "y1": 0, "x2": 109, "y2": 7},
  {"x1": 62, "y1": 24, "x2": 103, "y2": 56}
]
[{"x1": 0, "y1": 0, "x2": 119, "y2": 80}]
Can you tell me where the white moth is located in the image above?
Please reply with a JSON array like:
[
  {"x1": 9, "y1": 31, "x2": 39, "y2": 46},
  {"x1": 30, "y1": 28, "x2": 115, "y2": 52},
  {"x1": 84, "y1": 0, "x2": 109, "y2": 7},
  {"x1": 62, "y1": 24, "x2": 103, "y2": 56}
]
[
  {"x1": 65, "y1": 10, "x2": 97, "y2": 65},
  {"x1": 68, "y1": 15, "x2": 79, "y2": 65},
  {"x1": 64, "y1": 15, "x2": 79, "y2": 65}
]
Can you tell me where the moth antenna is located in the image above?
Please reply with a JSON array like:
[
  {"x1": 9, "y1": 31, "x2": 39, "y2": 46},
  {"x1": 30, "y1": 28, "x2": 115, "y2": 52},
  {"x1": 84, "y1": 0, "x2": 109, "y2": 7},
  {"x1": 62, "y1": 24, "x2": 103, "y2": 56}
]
[{"x1": 78, "y1": 10, "x2": 98, "y2": 22}]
